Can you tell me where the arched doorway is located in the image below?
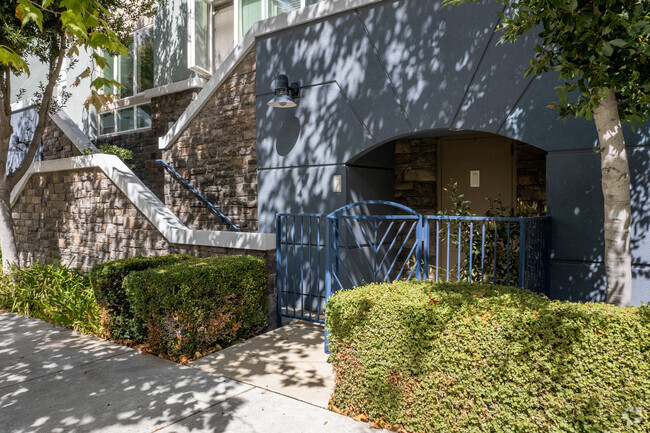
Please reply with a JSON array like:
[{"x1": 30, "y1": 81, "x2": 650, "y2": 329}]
[{"x1": 348, "y1": 131, "x2": 547, "y2": 217}]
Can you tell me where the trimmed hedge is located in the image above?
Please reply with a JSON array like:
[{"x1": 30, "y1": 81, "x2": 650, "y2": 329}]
[
  {"x1": 123, "y1": 255, "x2": 267, "y2": 360},
  {"x1": 326, "y1": 281, "x2": 650, "y2": 433},
  {"x1": 89, "y1": 254, "x2": 194, "y2": 341}
]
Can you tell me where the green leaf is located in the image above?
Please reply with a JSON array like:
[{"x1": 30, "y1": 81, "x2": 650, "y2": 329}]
[
  {"x1": 90, "y1": 77, "x2": 114, "y2": 89},
  {"x1": 601, "y1": 42, "x2": 613, "y2": 57},
  {"x1": 0, "y1": 46, "x2": 30, "y2": 75},
  {"x1": 609, "y1": 39, "x2": 627, "y2": 48},
  {"x1": 16, "y1": 0, "x2": 44, "y2": 31},
  {"x1": 568, "y1": 0, "x2": 577, "y2": 12}
]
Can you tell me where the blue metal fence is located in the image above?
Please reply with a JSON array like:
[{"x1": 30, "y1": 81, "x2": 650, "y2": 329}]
[
  {"x1": 276, "y1": 213, "x2": 326, "y2": 326},
  {"x1": 422, "y1": 215, "x2": 551, "y2": 294},
  {"x1": 276, "y1": 201, "x2": 551, "y2": 326}
]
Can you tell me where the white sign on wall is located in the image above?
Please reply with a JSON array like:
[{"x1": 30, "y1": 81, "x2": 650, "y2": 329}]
[{"x1": 470, "y1": 170, "x2": 480, "y2": 188}]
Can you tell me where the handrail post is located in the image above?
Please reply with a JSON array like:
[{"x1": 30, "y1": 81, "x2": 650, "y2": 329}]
[
  {"x1": 544, "y1": 217, "x2": 552, "y2": 296},
  {"x1": 324, "y1": 217, "x2": 334, "y2": 353},
  {"x1": 518, "y1": 219, "x2": 527, "y2": 288},
  {"x1": 415, "y1": 216, "x2": 422, "y2": 281}
]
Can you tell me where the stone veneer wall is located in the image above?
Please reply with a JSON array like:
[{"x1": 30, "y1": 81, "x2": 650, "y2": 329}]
[
  {"x1": 41, "y1": 117, "x2": 82, "y2": 160},
  {"x1": 162, "y1": 49, "x2": 258, "y2": 232},
  {"x1": 393, "y1": 137, "x2": 547, "y2": 215},
  {"x1": 393, "y1": 137, "x2": 438, "y2": 215},
  {"x1": 12, "y1": 166, "x2": 276, "y2": 324},
  {"x1": 95, "y1": 89, "x2": 198, "y2": 200}
]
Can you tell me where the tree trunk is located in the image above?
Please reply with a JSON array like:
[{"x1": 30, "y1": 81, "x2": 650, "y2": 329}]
[
  {"x1": 0, "y1": 186, "x2": 18, "y2": 272},
  {"x1": 593, "y1": 88, "x2": 632, "y2": 307}
]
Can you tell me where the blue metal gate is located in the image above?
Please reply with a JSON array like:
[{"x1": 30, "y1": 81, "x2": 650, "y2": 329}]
[
  {"x1": 324, "y1": 201, "x2": 426, "y2": 303},
  {"x1": 275, "y1": 213, "x2": 326, "y2": 326},
  {"x1": 276, "y1": 201, "x2": 551, "y2": 326}
]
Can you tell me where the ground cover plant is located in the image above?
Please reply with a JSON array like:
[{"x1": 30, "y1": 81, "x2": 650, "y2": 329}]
[
  {"x1": 123, "y1": 255, "x2": 268, "y2": 362},
  {"x1": 0, "y1": 261, "x2": 100, "y2": 334},
  {"x1": 326, "y1": 281, "x2": 650, "y2": 432}
]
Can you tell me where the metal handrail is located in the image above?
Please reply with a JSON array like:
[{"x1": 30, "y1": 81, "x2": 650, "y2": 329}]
[{"x1": 156, "y1": 159, "x2": 240, "y2": 232}]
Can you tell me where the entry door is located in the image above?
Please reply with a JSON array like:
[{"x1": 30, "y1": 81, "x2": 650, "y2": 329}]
[{"x1": 438, "y1": 134, "x2": 514, "y2": 215}]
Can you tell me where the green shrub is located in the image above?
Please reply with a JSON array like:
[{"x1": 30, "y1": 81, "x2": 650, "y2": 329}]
[
  {"x1": 89, "y1": 254, "x2": 194, "y2": 341},
  {"x1": 98, "y1": 144, "x2": 133, "y2": 162},
  {"x1": 123, "y1": 255, "x2": 267, "y2": 360},
  {"x1": 0, "y1": 262, "x2": 100, "y2": 334},
  {"x1": 326, "y1": 281, "x2": 650, "y2": 433}
]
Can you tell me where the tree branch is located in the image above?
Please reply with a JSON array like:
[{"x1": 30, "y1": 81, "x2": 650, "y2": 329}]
[
  {"x1": 0, "y1": 67, "x2": 13, "y2": 182},
  {"x1": 0, "y1": 67, "x2": 11, "y2": 134},
  {"x1": 7, "y1": 32, "x2": 67, "y2": 190}
]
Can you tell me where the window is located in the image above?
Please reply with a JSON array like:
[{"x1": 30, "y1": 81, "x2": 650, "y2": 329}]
[
  {"x1": 268, "y1": 0, "x2": 302, "y2": 16},
  {"x1": 99, "y1": 112, "x2": 115, "y2": 135},
  {"x1": 188, "y1": 0, "x2": 212, "y2": 76},
  {"x1": 101, "y1": 26, "x2": 154, "y2": 98},
  {"x1": 98, "y1": 26, "x2": 154, "y2": 137},
  {"x1": 240, "y1": 0, "x2": 262, "y2": 39},
  {"x1": 236, "y1": 0, "x2": 305, "y2": 40},
  {"x1": 99, "y1": 103, "x2": 152, "y2": 136}
]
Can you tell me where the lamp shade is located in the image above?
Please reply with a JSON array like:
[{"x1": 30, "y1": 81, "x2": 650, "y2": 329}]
[{"x1": 267, "y1": 93, "x2": 297, "y2": 108}]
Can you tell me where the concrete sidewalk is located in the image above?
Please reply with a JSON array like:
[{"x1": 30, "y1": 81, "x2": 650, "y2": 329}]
[
  {"x1": 0, "y1": 312, "x2": 382, "y2": 433},
  {"x1": 190, "y1": 320, "x2": 333, "y2": 408}
]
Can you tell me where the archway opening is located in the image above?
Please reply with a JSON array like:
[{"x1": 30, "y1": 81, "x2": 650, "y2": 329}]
[{"x1": 347, "y1": 131, "x2": 547, "y2": 217}]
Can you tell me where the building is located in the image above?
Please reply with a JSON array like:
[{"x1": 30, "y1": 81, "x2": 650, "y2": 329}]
[{"x1": 9, "y1": 0, "x2": 650, "y2": 306}]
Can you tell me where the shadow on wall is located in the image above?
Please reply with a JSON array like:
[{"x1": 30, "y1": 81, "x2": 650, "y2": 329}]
[
  {"x1": 630, "y1": 131, "x2": 650, "y2": 276},
  {"x1": 14, "y1": 158, "x2": 186, "y2": 271},
  {"x1": 255, "y1": 0, "x2": 565, "y2": 230},
  {"x1": 256, "y1": 0, "x2": 547, "y2": 163},
  {"x1": 548, "y1": 126, "x2": 650, "y2": 304}
]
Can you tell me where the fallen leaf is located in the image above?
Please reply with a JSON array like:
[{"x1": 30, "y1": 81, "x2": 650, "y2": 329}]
[{"x1": 353, "y1": 413, "x2": 368, "y2": 422}]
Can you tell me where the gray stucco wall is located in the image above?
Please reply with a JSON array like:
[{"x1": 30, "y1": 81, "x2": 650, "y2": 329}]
[
  {"x1": 255, "y1": 0, "x2": 650, "y2": 303},
  {"x1": 11, "y1": 49, "x2": 95, "y2": 137}
]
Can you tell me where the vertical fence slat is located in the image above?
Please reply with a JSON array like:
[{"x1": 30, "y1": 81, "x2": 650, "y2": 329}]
[
  {"x1": 435, "y1": 219, "x2": 440, "y2": 282},
  {"x1": 317, "y1": 216, "x2": 322, "y2": 319},
  {"x1": 481, "y1": 222, "x2": 485, "y2": 282},
  {"x1": 300, "y1": 215, "x2": 304, "y2": 319},
  {"x1": 276, "y1": 215, "x2": 282, "y2": 328},
  {"x1": 506, "y1": 222, "x2": 511, "y2": 287},
  {"x1": 468, "y1": 222, "x2": 473, "y2": 283},
  {"x1": 422, "y1": 218, "x2": 429, "y2": 280},
  {"x1": 457, "y1": 221, "x2": 462, "y2": 282},
  {"x1": 518, "y1": 220, "x2": 526, "y2": 288},
  {"x1": 307, "y1": 216, "x2": 312, "y2": 321},
  {"x1": 446, "y1": 221, "x2": 451, "y2": 282},
  {"x1": 493, "y1": 222, "x2": 498, "y2": 285}
]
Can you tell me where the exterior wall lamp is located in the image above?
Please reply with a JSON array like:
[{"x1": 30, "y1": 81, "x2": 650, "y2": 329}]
[{"x1": 267, "y1": 74, "x2": 300, "y2": 108}]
